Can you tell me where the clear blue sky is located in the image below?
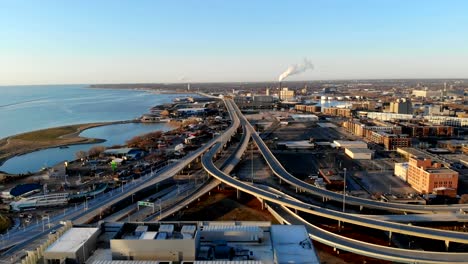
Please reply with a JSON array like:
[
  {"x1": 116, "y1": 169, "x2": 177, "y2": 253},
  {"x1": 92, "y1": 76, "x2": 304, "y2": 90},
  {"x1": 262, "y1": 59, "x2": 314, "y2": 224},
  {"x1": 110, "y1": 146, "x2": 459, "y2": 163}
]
[{"x1": 1, "y1": 0, "x2": 467, "y2": 85}]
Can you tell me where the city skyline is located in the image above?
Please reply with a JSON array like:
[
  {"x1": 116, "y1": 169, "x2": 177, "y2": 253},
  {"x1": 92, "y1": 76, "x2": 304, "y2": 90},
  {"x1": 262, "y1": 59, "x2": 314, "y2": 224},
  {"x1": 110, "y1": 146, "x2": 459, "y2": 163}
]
[{"x1": 1, "y1": 0, "x2": 468, "y2": 85}]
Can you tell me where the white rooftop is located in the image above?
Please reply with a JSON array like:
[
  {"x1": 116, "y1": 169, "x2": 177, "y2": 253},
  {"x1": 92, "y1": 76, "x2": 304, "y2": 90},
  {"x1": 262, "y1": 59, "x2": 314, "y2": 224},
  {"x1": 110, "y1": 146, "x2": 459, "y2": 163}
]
[
  {"x1": 46, "y1": 227, "x2": 99, "y2": 253},
  {"x1": 141, "y1": 231, "x2": 158, "y2": 240},
  {"x1": 333, "y1": 140, "x2": 367, "y2": 148},
  {"x1": 270, "y1": 225, "x2": 320, "y2": 264},
  {"x1": 345, "y1": 148, "x2": 374, "y2": 154},
  {"x1": 201, "y1": 225, "x2": 262, "y2": 233}
]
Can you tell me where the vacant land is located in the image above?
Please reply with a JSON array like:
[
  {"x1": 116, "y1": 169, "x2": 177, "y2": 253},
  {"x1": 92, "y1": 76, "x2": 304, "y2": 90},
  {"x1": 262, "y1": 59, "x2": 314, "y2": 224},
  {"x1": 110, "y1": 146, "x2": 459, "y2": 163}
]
[
  {"x1": 0, "y1": 122, "x2": 113, "y2": 171},
  {"x1": 165, "y1": 188, "x2": 278, "y2": 223}
]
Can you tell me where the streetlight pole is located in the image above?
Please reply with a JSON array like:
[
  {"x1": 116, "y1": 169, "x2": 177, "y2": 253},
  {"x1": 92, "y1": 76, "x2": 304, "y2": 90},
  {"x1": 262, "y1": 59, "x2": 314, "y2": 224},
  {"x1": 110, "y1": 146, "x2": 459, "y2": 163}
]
[
  {"x1": 251, "y1": 141, "x2": 254, "y2": 183},
  {"x1": 159, "y1": 199, "x2": 162, "y2": 219},
  {"x1": 343, "y1": 168, "x2": 347, "y2": 213}
]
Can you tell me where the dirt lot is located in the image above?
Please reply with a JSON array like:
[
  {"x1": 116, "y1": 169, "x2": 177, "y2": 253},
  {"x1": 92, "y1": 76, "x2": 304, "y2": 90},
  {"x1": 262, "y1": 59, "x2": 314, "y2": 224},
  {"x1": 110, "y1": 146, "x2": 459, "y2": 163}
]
[{"x1": 165, "y1": 188, "x2": 278, "y2": 222}]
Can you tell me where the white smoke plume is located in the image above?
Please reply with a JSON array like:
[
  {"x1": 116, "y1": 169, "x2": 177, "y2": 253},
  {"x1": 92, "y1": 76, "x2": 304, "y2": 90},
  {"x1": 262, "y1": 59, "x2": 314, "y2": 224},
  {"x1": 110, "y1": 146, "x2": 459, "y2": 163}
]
[
  {"x1": 180, "y1": 76, "x2": 190, "y2": 82},
  {"x1": 278, "y1": 58, "x2": 314, "y2": 82}
]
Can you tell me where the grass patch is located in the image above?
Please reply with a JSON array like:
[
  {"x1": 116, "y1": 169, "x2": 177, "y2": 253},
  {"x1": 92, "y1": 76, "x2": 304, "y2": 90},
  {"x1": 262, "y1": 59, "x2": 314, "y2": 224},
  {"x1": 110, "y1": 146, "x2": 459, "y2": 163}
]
[
  {"x1": 0, "y1": 214, "x2": 10, "y2": 233},
  {"x1": 12, "y1": 125, "x2": 81, "y2": 141}
]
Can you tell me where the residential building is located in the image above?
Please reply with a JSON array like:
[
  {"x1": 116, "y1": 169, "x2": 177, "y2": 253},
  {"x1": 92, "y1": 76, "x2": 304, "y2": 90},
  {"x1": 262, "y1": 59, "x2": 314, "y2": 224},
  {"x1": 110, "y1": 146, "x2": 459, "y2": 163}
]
[
  {"x1": 322, "y1": 107, "x2": 351, "y2": 117},
  {"x1": 425, "y1": 116, "x2": 468, "y2": 127},
  {"x1": 382, "y1": 133, "x2": 411, "y2": 150},
  {"x1": 407, "y1": 157, "x2": 459, "y2": 194},
  {"x1": 367, "y1": 112, "x2": 414, "y2": 121},
  {"x1": 295, "y1": 104, "x2": 321, "y2": 113},
  {"x1": 399, "y1": 122, "x2": 454, "y2": 137}
]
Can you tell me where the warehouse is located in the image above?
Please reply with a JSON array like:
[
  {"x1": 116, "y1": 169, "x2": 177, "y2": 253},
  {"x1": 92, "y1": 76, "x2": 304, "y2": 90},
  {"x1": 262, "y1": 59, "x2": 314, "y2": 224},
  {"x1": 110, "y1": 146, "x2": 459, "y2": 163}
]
[{"x1": 345, "y1": 148, "x2": 374, "y2": 160}]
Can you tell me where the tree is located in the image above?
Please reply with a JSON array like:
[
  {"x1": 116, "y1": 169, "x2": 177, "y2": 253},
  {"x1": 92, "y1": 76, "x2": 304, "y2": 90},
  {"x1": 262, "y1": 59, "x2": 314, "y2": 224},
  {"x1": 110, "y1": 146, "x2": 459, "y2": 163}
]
[
  {"x1": 75, "y1": 150, "x2": 87, "y2": 160},
  {"x1": 88, "y1": 145, "x2": 106, "y2": 157},
  {"x1": 459, "y1": 194, "x2": 468, "y2": 204},
  {"x1": 160, "y1": 110, "x2": 170, "y2": 117}
]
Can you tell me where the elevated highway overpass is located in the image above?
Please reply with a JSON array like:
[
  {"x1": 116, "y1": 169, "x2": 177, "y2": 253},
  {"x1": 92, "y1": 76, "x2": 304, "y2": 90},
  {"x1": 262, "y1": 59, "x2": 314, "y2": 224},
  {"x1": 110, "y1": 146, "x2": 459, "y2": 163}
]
[
  {"x1": 262, "y1": 189, "x2": 468, "y2": 264},
  {"x1": 201, "y1": 141, "x2": 468, "y2": 245},
  {"x1": 229, "y1": 100, "x2": 468, "y2": 214}
]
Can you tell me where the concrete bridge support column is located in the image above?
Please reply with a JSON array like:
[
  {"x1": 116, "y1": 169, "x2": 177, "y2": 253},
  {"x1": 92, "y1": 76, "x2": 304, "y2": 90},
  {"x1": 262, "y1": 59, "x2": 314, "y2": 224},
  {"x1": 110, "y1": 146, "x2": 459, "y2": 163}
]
[
  {"x1": 295, "y1": 186, "x2": 298, "y2": 193},
  {"x1": 360, "y1": 205, "x2": 363, "y2": 212},
  {"x1": 388, "y1": 231, "x2": 392, "y2": 245},
  {"x1": 445, "y1": 240, "x2": 450, "y2": 251}
]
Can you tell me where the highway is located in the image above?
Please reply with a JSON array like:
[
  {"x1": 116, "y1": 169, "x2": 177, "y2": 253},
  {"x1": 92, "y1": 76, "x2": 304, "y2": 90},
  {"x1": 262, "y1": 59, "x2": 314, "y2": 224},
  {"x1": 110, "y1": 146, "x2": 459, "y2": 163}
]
[
  {"x1": 144, "y1": 104, "x2": 252, "y2": 222},
  {"x1": 232, "y1": 100, "x2": 468, "y2": 214},
  {"x1": 1, "y1": 98, "x2": 241, "y2": 260},
  {"x1": 260, "y1": 189, "x2": 468, "y2": 264},
  {"x1": 201, "y1": 140, "x2": 468, "y2": 244}
]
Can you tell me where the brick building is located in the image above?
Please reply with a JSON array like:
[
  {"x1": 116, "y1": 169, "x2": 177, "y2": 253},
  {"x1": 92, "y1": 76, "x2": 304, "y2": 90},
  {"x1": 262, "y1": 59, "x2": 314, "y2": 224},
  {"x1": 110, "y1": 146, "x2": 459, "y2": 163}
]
[{"x1": 407, "y1": 157, "x2": 458, "y2": 194}]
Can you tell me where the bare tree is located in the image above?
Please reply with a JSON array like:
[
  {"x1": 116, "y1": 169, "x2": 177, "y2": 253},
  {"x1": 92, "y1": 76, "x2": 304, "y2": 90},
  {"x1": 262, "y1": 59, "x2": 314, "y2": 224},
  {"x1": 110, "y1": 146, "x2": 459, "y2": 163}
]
[
  {"x1": 75, "y1": 150, "x2": 87, "y2": 160},
  {"x1": 160, "y1": 110, "x2": 170, "y2": 117},
  {"x1": 459, "y1": 194, "x2": 468, "y2": 204},
  {"x1": 88, "y1": 145, "x2": 106, "y2": 157}
]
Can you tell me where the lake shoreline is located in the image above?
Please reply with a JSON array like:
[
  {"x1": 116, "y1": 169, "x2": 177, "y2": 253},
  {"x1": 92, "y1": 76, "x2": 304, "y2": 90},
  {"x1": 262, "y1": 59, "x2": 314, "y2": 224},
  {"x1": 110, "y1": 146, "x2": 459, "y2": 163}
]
[{"x1": 0, "y1": 120, "x2": 137, "y2": 175}]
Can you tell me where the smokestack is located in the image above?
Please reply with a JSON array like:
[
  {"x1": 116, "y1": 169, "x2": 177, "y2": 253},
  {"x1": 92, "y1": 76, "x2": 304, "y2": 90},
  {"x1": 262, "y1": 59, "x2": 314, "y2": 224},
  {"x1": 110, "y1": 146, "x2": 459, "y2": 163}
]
[{"x1": 279, "y1": 81, "x2": 282, "y2": 90}]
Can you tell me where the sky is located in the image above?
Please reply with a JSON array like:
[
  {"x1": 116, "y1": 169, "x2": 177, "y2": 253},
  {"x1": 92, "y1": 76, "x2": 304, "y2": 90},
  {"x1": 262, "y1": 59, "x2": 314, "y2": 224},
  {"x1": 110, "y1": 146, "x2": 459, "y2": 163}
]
[{"x1": 1, "y1": 0, "x2": 468, "y2": 85}]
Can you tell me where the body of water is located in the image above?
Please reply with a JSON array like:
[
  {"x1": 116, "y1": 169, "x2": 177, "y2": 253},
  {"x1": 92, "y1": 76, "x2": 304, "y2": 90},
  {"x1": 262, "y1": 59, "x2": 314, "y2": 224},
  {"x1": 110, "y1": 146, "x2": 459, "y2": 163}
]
[
  {"x1": 0, "y1": 122, "x2": 172, "y2": 174},
  {"x1": 0, "y1": 85, "x2": 188, "y2": 173},
  {"x1": 0, "y1": 85, "x2": 186, "y2": 139}
]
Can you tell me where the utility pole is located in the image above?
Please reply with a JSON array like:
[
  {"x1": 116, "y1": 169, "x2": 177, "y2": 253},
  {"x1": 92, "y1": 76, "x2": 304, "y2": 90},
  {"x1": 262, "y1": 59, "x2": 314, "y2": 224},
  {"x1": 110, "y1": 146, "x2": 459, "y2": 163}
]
[{"x1": 343, "y1": 168, "x2": 347, "y2": 213}]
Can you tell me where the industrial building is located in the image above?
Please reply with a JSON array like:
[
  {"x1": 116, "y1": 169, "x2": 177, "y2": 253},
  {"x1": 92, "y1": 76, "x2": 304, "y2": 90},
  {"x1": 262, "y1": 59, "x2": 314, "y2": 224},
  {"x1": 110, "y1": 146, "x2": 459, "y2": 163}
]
[
  {"x1": 41, "y1": 221, "x2": 319, "y2": 264},
  {"x1": 394, "y1": 162, "x2": 409, "y2": 182},
  {"x1": 44, "y1": 227, "x2": 100, "y2": 264},
  {"x1": 344, "y1": 148, "x2": 374, "y2": 160},
  {"x1": 412, "y1": 89, "x2": 441, "y2": 98},
  {"x1": 279, "y1": 87, "x2": 295, "y2": 101},
  {"x1": 289, "y1": 114, "x2": 319, "y2": 122},
  {"x1": 386, "y1": 98, "x2": 412, "y2": 114},
  {"x1": 332, "y1": 140, "x2": 368, "y2": 149},
  {"x1": 276, "y1": 140, "x2": 315, "y2": 150},
  {"x1": 407, "y1": 157, "x2": 459, "y2": 194}
]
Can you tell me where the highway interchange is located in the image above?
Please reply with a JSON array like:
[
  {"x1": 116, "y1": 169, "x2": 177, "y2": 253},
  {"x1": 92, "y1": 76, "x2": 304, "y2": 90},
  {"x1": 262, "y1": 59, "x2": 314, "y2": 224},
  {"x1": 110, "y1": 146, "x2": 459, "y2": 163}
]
[{"x1": 2, "y1": 96, "x2": 468, "y2": 263}]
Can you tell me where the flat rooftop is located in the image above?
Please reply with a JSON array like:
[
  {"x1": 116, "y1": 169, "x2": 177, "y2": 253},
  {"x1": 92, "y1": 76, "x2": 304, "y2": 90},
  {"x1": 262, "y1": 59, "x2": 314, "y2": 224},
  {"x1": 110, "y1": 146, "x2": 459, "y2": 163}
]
[
  {"x1": 317, "y1": 122, "x2": 337, "y2": 128},
  {"x1": 46, "y1": 227, "x2": 99, "y2": 253},
  {"x1": 270, "y1": 225, "x2": 319, "y2": 264},
  {"x1": 346, "y1": 148, "x2": 374, "y2": 154},
  {"x1": 86, "y1": 222, "x2": 320, "y2": 264}
]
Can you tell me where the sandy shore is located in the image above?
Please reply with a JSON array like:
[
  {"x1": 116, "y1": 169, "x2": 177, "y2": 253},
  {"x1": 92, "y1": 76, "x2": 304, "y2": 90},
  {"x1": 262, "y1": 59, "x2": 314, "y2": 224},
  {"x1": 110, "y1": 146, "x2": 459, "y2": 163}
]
[{"x1": 0, "y1": 120, "x2": 135, "y2": 175}]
